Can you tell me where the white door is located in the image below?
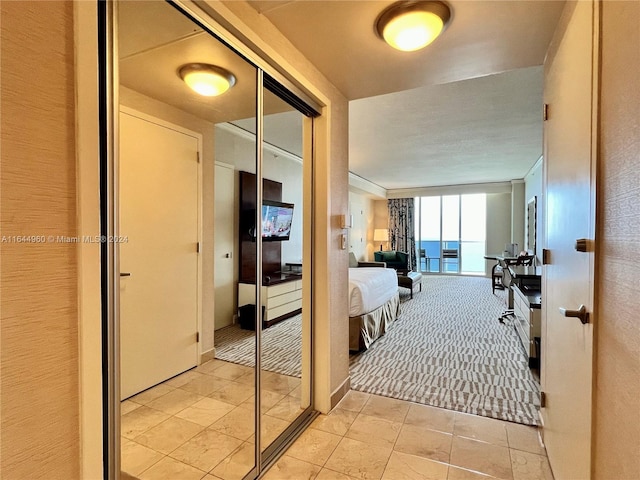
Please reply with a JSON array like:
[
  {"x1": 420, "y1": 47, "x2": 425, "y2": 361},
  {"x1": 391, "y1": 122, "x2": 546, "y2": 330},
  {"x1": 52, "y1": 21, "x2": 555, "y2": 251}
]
[
  {"x1": 541, "y1": 2, "x2": 597, "y2": 478},
  {"x1": 120, "y1": 111, "x2": 199, "y2": 399},
  {"x1": 214, "y1": 163, "x2": 236, "y2": 330}
]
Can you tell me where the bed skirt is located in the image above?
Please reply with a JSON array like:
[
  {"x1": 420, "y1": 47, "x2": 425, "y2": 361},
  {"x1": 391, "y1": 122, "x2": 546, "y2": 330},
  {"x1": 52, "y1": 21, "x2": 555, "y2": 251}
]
[{"x1": 349, "y1": 292, "x2": 400, "y2": 351}]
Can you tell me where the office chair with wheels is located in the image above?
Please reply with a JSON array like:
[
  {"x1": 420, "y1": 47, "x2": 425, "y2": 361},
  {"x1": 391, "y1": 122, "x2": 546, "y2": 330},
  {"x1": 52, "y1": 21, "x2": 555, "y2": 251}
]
[{"x1": 498, "y1": 265, "x2": 516, "y2": 323}]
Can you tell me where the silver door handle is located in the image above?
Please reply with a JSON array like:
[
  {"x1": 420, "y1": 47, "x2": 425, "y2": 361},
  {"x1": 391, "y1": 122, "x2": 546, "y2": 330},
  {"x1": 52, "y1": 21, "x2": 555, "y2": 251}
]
[{"x1": 559, "y1": 304, "x2": 589, "y2": 324}]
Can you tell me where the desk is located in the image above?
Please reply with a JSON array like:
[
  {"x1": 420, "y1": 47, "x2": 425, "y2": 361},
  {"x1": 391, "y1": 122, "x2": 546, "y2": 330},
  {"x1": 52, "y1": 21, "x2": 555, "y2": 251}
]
[
  {"x1": 513, "y1": 283, "x2": 541, "y2": 367},
  {"x1": 484, "y1": 254, "x2": 517, "y2": 292},
  {"x1": 508, "y1": 265, "x2": 542, "y2": 292}
]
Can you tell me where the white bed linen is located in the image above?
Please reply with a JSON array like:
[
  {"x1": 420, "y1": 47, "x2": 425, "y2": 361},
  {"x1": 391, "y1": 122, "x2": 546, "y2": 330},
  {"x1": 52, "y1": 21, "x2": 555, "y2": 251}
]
[{"x1": 348, "y1": 267, "x2": 398, "y2": 317}]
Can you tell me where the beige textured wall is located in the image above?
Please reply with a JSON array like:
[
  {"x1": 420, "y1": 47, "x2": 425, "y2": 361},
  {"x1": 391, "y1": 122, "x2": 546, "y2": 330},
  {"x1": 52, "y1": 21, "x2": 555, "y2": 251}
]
[
  {"x1": 594, "y1": 2, "x2": 640, "y2": 477},
  {"x1": 374, "y1": 200, "x2": 389, "y2": 231},
  {"x1": 0, "y1": 1, "x2": 80, "y2": 478}
]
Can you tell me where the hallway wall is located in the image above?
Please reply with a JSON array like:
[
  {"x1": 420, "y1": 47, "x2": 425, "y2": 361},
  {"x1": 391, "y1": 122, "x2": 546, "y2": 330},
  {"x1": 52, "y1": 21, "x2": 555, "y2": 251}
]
[{"x1": 0, "y1": 2, "x2": 80, "y2": 477}]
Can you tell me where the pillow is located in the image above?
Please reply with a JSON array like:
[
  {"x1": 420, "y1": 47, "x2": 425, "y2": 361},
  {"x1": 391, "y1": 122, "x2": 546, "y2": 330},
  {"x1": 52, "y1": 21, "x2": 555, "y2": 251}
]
[
  {"x1": 381, "y1": 251, "x2": 397, "y2": 262},
  {"x1": 348, "y1": 252, "x2": 358, "y2": 268}
]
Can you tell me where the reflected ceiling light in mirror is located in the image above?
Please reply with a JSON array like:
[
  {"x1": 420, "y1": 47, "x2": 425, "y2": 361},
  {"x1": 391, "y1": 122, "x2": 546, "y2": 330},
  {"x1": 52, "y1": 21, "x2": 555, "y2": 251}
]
[
  {"x1": 375, "y1": 1, "x2": 451, "y2": 52},
  {"x1": 179, "y1": 63, "x2": 236, "y2": 96}
]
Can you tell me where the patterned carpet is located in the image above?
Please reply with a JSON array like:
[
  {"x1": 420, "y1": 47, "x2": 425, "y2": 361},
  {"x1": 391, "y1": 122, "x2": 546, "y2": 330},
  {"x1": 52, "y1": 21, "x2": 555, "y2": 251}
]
[
  {"x1": 214, "y1": 314, "x2": 303, "y2": 377},
  {"x1": 215, "y1": 275, "x2": 540, "y2": 425},
  {"x1": 350, "y1": 275, "x2": 541, "y2": 425}
]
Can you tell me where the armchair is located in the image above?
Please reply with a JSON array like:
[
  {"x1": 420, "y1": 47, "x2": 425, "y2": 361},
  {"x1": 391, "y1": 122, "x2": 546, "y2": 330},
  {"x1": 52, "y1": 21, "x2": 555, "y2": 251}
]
[{"x1": 374, "y1": 251, "x2": 409, "y2": 273}]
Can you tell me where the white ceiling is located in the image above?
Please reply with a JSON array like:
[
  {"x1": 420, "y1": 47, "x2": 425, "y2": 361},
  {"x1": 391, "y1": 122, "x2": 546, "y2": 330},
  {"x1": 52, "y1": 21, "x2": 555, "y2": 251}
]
[
  {"x1": 118, "y1": 1, "x2": 565, "y2": 191},
  {"x1": 349, "y1": 66, "x2": 543, "y2": 190},
  {"x1": 247, "y1": 0, "x2": 565, "y2": 190}
]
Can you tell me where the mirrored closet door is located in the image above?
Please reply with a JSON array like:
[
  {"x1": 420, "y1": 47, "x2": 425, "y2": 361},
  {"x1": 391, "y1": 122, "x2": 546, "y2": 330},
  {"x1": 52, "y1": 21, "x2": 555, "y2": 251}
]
[{"x1": 111, "y1": 1, "x2": 317, "y2": 478}]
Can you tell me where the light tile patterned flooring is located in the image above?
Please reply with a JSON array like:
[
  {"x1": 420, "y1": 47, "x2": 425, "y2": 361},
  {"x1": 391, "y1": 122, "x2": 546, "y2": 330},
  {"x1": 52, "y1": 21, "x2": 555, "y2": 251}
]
[
  {"x1": 122, "y1": 359, "x2": 553, "y2": 480},
  {"x1": 121, "y1": 358, "x2": 304, "y2": 479}
]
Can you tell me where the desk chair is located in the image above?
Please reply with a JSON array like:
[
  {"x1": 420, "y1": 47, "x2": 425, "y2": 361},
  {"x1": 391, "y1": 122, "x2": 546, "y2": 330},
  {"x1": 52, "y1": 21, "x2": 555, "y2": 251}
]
[
  {"x1": 498, "y1": 266, "x2": 516, "y2": 323},
  {"x1": 492, "y1": 263, "x2": 505, "y2": 293},
  {"x1": 493, "y1": 255, "x2": 535, "y2": 294},
  {"x1": 497, "y1": 255, "x2": 535, "y2": 322}
]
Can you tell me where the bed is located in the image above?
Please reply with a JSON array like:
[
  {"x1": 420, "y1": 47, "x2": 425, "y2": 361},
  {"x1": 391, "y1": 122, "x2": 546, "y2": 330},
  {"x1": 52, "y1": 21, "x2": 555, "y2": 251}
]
[{"x1": 348, "y1": 266, "x2": 400, "y2": 351}]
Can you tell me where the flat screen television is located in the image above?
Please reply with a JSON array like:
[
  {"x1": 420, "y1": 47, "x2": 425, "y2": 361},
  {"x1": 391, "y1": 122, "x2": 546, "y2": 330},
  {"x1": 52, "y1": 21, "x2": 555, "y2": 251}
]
[{"x1": 261, "y1": 200, "x2": 294, "y2": 241}]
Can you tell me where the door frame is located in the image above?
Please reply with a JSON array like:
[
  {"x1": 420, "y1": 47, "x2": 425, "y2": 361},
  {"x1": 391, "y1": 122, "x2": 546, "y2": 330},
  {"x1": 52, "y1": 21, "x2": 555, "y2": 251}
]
[{"x1": 119, "y1": 104, "x2": 204, "y2": 367}]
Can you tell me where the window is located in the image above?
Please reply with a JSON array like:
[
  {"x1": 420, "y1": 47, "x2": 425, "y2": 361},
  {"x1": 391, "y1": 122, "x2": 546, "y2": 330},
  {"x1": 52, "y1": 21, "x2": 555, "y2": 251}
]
[{"x1": 415, "y1": 194, "x2": 486, "y2": 274}]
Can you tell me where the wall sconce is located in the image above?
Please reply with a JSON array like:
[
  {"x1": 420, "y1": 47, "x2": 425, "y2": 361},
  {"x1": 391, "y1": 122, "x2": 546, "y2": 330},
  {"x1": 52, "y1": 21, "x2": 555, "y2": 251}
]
[
  {"x1": 374, "y1": 228, "x2": 389, "y2": 251},
  {"x1": 375, "y1": 1, "x2": 452, "y2": 52},
  {"x1": 179, "y1": 63, "x2": 236, "y2": 96}
]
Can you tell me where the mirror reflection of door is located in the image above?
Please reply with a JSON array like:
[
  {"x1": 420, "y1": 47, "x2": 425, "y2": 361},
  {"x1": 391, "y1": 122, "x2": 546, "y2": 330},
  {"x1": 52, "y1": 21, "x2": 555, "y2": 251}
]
[
  {"x1": 116, "y1": 1, "x2": 316, "y2": 478},
  {"x1": 118, "y1": 2, "x2": 257, "y2": 478}
]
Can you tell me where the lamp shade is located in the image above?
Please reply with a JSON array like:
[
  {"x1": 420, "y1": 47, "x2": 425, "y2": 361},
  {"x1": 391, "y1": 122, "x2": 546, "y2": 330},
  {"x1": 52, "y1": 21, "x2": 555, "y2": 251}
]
[
  {"x1": 376, "y1": 1, "x2": 452, "y2": 52},
  {"x1": 374, "y1": 229, "x2": 390, "y2": 242},
  {"x1": 179, "y1": 63, "x2": 236, "y2": 97},
  {"x1": 374, "y1": 228, "x2": 389, "y2": 251}
]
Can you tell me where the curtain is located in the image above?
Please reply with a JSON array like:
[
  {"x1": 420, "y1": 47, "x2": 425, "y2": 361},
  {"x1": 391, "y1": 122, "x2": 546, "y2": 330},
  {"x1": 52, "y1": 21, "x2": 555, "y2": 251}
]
[{"x1": 388, "y1": 198, "x2": 417, "y2": 271}]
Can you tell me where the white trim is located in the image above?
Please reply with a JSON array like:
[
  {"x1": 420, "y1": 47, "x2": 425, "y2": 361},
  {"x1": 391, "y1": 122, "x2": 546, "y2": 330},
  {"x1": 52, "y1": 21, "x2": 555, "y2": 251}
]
[
  {"x1": 525, "y1": 155, "x2": 544, "y2": 180},
  {"x1": 74, "y1": 1, "x2": 103, "y2": 477},
  {"x1": 215, "y1": 160, "x2": 236, "y2": 170},
  {"x1": 216, "y1": 121, "x2": 303, "y2": 165},
  {"x1": 387, "y1": 181, "x2": 513, "y2": 198},
  {"x1": 348, "y1": 172, "x2": 387, "y2": 199},
  {"x1": 119, "y1": 106, "x2": 204, "y2": 365}
]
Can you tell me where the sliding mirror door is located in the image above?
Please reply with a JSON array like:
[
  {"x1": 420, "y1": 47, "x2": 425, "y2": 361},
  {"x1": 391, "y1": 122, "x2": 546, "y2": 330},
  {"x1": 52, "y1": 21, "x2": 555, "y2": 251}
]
[
  {"x1": 258, "y1": 87, "x2": 312, "y2": 455},
  {"x1": 117, "y1": 1, "x2": 257, "y2": 477},
  {"x1": 113, "y1": 1, "x2": 317, "y2": 478}
]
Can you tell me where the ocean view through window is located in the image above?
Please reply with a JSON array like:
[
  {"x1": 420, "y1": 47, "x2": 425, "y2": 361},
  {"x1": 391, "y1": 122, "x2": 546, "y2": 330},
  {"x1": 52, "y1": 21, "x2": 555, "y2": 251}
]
[{"x1": 414, "y1": 194, "x2": 486, "y2": 274}]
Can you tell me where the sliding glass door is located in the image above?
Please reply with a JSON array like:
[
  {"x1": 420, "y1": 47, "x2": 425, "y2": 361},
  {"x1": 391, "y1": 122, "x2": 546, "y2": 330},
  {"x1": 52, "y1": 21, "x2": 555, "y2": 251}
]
[{"x1": 415, "y1": 194, "x2": 487, "y2": 275}]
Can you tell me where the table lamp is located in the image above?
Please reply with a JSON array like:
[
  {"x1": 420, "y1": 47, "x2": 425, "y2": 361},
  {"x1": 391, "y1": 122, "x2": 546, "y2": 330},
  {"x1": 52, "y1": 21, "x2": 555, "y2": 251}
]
[{"x1": 374, "y1": 229, "x2": 389, "y2": 251}]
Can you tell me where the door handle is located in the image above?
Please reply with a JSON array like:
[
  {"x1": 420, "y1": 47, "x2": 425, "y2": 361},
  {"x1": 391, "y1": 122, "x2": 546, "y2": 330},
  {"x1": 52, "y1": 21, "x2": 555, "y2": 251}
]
[
  {"x1": 559, "y1": 304, "x2": 589, "y2": 324},
  {"x1": 120, "y1": 272, "x2": 131, "y2": 277}
]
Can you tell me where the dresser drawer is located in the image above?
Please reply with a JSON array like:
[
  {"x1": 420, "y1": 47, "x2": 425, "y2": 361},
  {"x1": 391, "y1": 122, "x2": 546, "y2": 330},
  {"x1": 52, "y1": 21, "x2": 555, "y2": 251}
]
[
  {"x1": 265, "y1": 281, "x2": 298, "y2": 298},
  {"x1": 266, "y1": 289, "x2": 302, "y2": 309},
  {"x1": 266, "y1": 299, "x2": 302, "y2": 321}
]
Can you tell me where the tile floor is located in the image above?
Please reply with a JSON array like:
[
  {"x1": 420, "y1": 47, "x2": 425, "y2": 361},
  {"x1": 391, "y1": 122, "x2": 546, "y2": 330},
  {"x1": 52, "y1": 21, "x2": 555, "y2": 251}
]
[
  {"x1": 121, "y1": 358, "x2": 304, "y2": 480},
  {"x1": 121, "y1": 360, "x2": 553, "y2": 480}
]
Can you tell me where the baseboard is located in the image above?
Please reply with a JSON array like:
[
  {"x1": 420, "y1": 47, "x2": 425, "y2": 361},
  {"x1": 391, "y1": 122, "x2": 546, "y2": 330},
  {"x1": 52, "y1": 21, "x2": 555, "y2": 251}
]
[
  {"x1": 330, "y1": 376, "x2": 351, "y2": 410},
  {"x1": 537, "y1": 409, "x2": 546, "y2": 445},
  {"x1": 200, "y1": 348, "x2": 215, "y2": 364}
]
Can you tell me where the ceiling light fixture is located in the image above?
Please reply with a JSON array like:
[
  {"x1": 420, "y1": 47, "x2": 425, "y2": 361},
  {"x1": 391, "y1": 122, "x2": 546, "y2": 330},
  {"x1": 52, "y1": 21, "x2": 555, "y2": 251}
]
[
  {"x1": 375, "y1": 1, "x2": 452, "y2": 52},
  {"x1": 178, "y1": 63, "x2": 236, "y2": 97}
]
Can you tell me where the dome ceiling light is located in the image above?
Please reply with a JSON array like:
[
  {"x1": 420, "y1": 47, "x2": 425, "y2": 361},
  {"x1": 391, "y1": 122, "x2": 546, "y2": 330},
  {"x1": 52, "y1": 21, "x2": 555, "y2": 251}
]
[
  {"x1": 178, "y1": 63, "x2": 236, "y2": 96},
  {"x1": 375, "y1": 1, "x2": 452, "y2": 52}
]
